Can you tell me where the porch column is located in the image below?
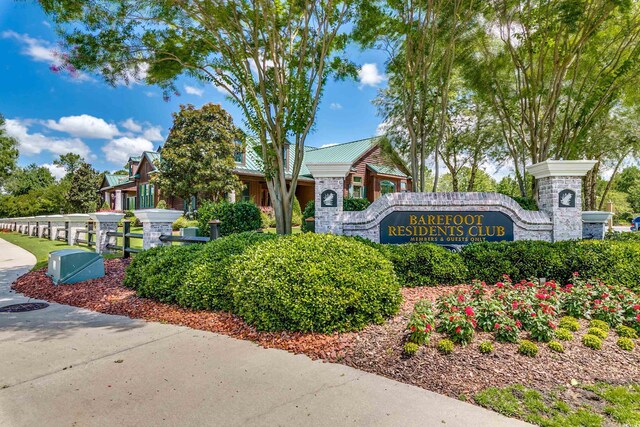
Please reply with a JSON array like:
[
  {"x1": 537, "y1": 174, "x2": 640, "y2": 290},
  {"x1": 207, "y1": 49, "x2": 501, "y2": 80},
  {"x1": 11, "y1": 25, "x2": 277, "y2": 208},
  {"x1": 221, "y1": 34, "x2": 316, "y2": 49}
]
[{"x1": 115, "y1": 189, "x2": 123, "y2": 211}]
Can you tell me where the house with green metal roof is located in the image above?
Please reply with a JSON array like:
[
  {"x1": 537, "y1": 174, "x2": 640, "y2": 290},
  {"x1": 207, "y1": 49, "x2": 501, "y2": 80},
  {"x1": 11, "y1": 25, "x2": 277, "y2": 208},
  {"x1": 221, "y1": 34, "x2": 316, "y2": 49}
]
[{"x1": 99, "y1": 136, "x2": 411, "y2": 212}]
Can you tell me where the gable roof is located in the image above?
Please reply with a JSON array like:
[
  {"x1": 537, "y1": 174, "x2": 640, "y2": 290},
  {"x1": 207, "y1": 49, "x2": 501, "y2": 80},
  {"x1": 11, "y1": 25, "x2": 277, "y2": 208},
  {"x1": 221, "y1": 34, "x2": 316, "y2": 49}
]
[
  {"x1": 101, "y1": 173, "x2": 132, "y2": 190},
  {"x1": 367, "y1": 163, "x2": 409, "y2": 178},
  {"x1": 304, "y1": 137, "x2": 379, "y2": 164}
]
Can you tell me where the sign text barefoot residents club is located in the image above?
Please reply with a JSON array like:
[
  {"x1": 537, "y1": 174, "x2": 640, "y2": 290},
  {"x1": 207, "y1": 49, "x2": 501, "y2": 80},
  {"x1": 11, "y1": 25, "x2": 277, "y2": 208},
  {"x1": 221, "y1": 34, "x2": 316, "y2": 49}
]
[{"x1": 379, "y1": 211, "x2": 514, "y2": 245}]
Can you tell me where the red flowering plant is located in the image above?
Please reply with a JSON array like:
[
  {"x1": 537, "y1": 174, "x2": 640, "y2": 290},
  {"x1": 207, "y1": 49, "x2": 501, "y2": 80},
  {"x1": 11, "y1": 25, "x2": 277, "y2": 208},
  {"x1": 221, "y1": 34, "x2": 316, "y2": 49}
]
[
  {"x1": 436, "y1": 305, "x2": 476, "y2": 345},
  {"x1": 525, "y1": 304, "x2": 557, "y2": 342},
  {"x1": 493, "y1": 315, "x2": 520, "y2": 343},
  {"x1": 406, "y1": 300, "x2": 436, "y2": 345},
  {"x1": 475, "y1": 298, "x2": 506, "y2": 332},
  {"x1": 470, "y1": 279, "x2": 488, "y2": 301},
  {"x1": 591, "y1": 297, "x2": 623, "y2": 327},
  {"x1": 560, "y1": 277, "x2": 594, "y2": 318}
]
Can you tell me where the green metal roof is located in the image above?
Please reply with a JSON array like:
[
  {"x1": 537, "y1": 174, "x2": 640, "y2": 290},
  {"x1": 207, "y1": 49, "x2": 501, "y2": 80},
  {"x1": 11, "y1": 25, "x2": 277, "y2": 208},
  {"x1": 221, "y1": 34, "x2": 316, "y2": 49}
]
[
  {"x1": 128, "y1": 156, "x2": 141, "y2": 163},
  {"x1": 304, "y1": 137, "x2": 379, "y2": 164},
  {"x1": 102, "y1": 174, "x2": 131, "y2": 189},
  {"x1": 144, "y1": 151, "x2": 161, "y2": 167},
  {"x1": 367, "y1": 163, "x2": 409, "y2": 178}
]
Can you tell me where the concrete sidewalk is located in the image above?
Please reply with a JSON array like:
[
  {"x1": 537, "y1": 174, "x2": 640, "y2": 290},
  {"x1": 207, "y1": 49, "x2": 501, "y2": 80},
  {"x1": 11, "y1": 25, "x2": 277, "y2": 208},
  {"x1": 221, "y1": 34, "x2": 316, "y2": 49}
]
[{"x1": 0, "y1": 237, "x2": 529, "y2": 426}]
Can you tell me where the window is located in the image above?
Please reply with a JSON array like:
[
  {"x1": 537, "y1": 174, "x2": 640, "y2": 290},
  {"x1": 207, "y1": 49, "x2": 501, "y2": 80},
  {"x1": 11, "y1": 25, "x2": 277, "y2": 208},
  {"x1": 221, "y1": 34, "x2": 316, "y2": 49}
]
[
  {"x1": 401, "y1": 181, "x2": 407, "y2": 191},
  {"x1": 242, "y1": 184, "x2": 250, "y2": 202},
  {"x1": 234, "y1": 139, "x2": 245, "y2": 164},
  {"x1": 139, "y1": 184, "x2": 155, "y2": 208},
  {"x1": 351, "y1": 176, "x2": 363, "y2": 198},
  {"x1": 380, "y1": 180, "x2": 396, "y2": 195}
]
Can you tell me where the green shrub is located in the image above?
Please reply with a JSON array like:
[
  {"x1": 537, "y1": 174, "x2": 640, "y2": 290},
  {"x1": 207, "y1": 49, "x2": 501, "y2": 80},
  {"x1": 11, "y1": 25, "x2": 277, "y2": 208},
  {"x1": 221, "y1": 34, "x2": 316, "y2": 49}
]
[
  {"x1": 558, "y1": 316, "x2": 580, "y2": 332},
  {"x1": 479, "y1": 341, "x2": 494, "y2": 354},
  {"x1": 555, "y1": 328, "x2": 574, "y2": 341},
  {"x1": 197, "y1": 200, "x2": 262, "y2": 237},
  {"x1": 123, "y1": 245, "x2": 205, "y2": 303},
  {"x1": 403, "y1": 342, "x2": 420, "y2": 356},
  {"x1": 518, "y1": 340, "x2": 539, "y2": 357},
  {"x1": 156, "y1": 200, "x2": 168, "y2": 209},
  {"x1": 548, "y1": 341, "x2": 564, "y2": 353},
  {"x1": 343, "y1": 196, "x2": 370, "y2": 211},
  {"x1": 229, "y1": 233, "x2": 402, "y2": 333},
  {"x1": 123, "y1": 210, "x2": 141, "y2": 227},
  {"x1": 177, "y1": 232, "x2": 278, "y2": 311},
  {"x1": 385, "y1": 243, "x2": 468, "y2": 286},
  {"x1": 291, "y1": 197, "x2": 302, "y2": 227},
  {"x1": 172, "y1": 215, "x2": 198, "y2": 231},
  {"x1": 589, "y1": 319, "x2": 610, "y2": 333},
  {"x1": 461, "y1": 240, "x2": 565, "y2": 283},
  {"x1": 259, "y1": 207, "x2": 276, "y2": 229},
  {"x1": 582, "y1": 334, "x2": 603, "y2": 350},
  {"x1": 511, "y1": 196, "x2": 538, "y2": 211},
  {"x1": 617, "y1": 337, "x2": 635, "y2": 351},
  {"x1": 407, "y1": 300, "x2": 435, "y2": 345},
  {"x1": 616, "y1": 324, "x2": 638, "y2": 339},
  {"x1": 587, "y1": 327, "x2": 608, "y2": 340},
  {"x1": 301, "y1": 200, "x2": 315, "y2": 232},
  {"x1": 437, "y1": 339, "x2": 454, "y2": 354}
]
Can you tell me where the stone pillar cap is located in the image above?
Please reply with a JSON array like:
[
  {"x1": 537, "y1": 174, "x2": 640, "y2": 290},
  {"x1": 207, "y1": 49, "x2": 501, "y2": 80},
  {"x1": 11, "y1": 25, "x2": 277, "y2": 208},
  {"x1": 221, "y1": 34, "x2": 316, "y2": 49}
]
[
  {"x1": 582, "y1": 211, "x2": 613, "y2": 223},
  {"x1": 64, "y1": 213, "x2": 91, "y2": 222},
  {"x1": 90, "y1": 212, "x2": 126, "y2": 223},
  {"x1": 133, "y1": 209, "x2": 183, "y2": 223},
  {"x1": 526, "y1": 160, "x2": 597, "y2": 179},
  {"x1": 306, "y1": 162, "x2": 352, "y2": 178}
]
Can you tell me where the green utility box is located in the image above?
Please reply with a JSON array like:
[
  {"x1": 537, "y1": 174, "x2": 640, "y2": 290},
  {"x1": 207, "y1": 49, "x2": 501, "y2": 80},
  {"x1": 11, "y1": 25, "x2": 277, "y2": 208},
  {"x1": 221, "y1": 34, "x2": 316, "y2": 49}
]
[{"x1": 47, "y1": 249, "x2": 105, "y2": 285}]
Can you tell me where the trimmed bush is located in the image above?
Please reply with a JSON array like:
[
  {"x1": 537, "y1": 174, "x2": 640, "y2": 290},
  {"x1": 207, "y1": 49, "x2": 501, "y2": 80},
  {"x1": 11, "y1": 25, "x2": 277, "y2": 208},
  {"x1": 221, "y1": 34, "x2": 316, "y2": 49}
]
[
  {"x1": 385, "y1": 243, "x2": 468, "y2": 287},
  {"x1": 172, "y1": 215, "x2": 198, "y2": 231},
  {"x1": 343, "y1": 196, "x2": 370, "y2": 211},
  {"x1": 177, "y1": 232, "x2": 278, "y2": 311},
  {"x1": 123, "y1": 244, "x2": 205, "y2": 303},
  {"x1": 229, "y1": 233, "x2": 402, "y2": 333},
  {"x1": 548, "y1": 341, "x2": 564, "y2": 353},
  {"x1": 301, "y1": 200, "x2": 315, "y2": 232},
  {"x1": 437, "y1": 339, "x2": 455, "y2": 354},
  {"x1": 582, "y1": 334, "x2": 603, "y2": 350},
  {"x1": 462, "y1": 240, "x2": 565, "y2": 284},
  {"x1": 403, "y1": 342, "x2": 420, "y2": 356},
  {"x1": 479, "y1": 341, "x2": 494, "y2": 354},
  {"x1": 197, "y1": 200, "x2": 262, "y2": 237},
  {"x1": 558, "y1": 316, "x2": 580, "y2": 332},
  {"x1": 587, "y1": 327, "x2": 608, "y2": 340},
  {"x1": 616, "y1": 324, "x2": 638, "y2": 339},
  {"x1": 589, "y1": 319, "x2": 610, "y2": 333},
  {"x1": 555, "y1": 328, "x2": 574, "y2": 341},
  {"x1": 617, "y1": 337, "x2": 635, "y2": 351},
  {"x1": 518, "y1": 340, "x2": 539, "y2": 357}
]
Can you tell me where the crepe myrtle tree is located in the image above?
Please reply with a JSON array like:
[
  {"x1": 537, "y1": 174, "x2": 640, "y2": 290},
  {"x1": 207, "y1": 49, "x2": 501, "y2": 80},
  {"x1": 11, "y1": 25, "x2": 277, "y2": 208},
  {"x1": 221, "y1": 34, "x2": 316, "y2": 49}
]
[{"x1": 39, "y1": 0, "x2": 356, "y2": 234}]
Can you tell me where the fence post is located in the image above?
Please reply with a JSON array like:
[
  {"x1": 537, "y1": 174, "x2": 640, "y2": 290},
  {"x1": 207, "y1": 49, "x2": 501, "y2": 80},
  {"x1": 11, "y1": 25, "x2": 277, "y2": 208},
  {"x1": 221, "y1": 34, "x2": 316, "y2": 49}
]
[
  {"x1": 87, "y1": 220, "x2": 94, "y2": 247},
  {"x1": 134, "y1": 209, "x2": 183, "y2": 250},
  {"x1": 209, "y1": 220, "x2": 221, "y2": 241},
  {"x1": 122, "y1": 220, "x2": 131, "y2": 259},
  {"x1": 47, "y1": 215, "x2": 64, "y2": 241},
  {"x1": 90, "y1": 212, "x2": 125, "y2": 254},
  {"x1": 65, "y1": 214, "x2": 91, "y2": 246}
]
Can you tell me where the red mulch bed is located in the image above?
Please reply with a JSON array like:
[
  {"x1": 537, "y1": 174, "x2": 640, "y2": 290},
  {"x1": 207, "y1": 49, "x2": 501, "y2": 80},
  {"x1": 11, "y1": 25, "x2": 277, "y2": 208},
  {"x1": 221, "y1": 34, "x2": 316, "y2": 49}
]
[
  {"x1": 11, "y1": 260, "x2": 640, "y2": 399},
  {"x1": 11, "y1": 259, "x2": 353, "y2": 361}
]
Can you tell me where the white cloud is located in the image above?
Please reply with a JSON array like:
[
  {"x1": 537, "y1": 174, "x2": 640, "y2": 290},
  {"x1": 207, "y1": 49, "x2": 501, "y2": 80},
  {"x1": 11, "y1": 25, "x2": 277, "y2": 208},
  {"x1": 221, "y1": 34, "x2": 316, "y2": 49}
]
[
  {"x1": 142, "y1": 126, "x2": 164, "y2": 142},
  {"x1": 45, "y1": 114, "x2": 120, "y2": 139},
  {"x1": 1, "y1": 30, "x2": 57, "y2": 63},
  {"x1": 5, "y1": 119, "x2": 93, "y2": 159},
  {"x1": 184, "y1": 85, "x2": 204, "y2": 96},
  {"x1": 102, "y1": 137, "x2": 154, "y2": 164},
  {"x1": 329, "y1": 103, "x2": 343, "y2": 110},
  {"x1": 358, "y1": 63, "x2": 386, "y2": 87},
  {"x1": 121, "y1": 118, "x2": 143, "y2": 133},
  {"x1": 42, "y1": 163, "x2": 66, "y2": 180}
]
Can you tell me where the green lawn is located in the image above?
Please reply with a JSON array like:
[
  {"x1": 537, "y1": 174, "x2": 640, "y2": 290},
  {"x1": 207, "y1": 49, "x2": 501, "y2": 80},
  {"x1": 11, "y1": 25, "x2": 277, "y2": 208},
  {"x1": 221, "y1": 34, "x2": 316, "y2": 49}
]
[{"x1": 0, "y1": 232, "x2": 90, "y2": 270}]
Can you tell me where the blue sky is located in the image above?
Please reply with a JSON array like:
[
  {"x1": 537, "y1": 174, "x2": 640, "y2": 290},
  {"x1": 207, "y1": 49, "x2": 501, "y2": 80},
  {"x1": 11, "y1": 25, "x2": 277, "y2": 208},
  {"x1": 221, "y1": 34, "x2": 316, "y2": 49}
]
[{"x1": 0, "y1": 3, "x2": 388, "y2": 178}]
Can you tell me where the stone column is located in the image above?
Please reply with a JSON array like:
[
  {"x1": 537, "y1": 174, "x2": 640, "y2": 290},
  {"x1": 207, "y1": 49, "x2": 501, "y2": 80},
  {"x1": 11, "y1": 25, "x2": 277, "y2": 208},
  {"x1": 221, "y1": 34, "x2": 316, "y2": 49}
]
[
  {"x1": 36, "y1": 216, "x2": 49, "y2": 238},
  {"x1": 115, "y1": 190, "x2": 123, "y2": 211},
  {"x1": 134, "y1": 209, "x2": 183, "y2": 250},
  {"x1": 65, "y1": 214, "x2": 90, "y2": 246},
  {"x1": 582, "y1": 211, "x2": 612, "y2": 240},
  {"x1": 47, "y1": 215, "x2": 65, "y2": 241},
  {"x1": 527, "y1": 160, "x2": 597, "y2": 242},
  {"x1": 90, "y1": 212, "x2": 125, "y2": 254},
  {"x1": 306, "y1": 162, "x2": 352, "y2": 234}
]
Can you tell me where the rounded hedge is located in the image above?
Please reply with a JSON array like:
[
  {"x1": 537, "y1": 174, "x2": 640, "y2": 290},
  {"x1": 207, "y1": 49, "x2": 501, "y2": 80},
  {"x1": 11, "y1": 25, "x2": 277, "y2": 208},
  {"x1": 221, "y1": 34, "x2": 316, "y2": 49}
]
[
  {"x1": 385, "y1": 243, "x2": 468, "y2": 287},
  {"x1": 123, "y1": 244, "x2": 205, "y2": 303},
  {"x1": 582, "y1": 334, "x2": 603, "y2": 350},
  {"x1": 177, "y1": 232, "x2": 277, "y2": 312},
  {"x1": 518, "y1": 340, "x2": 539, "y2": 357},
  {"x1": 197, "y1": 200, "x2": 262, "y2": 237},
  {"x1": 437, "y1": 339, "x2": 455, "y2": 354},
  {"x1": 229, "y1": 233, "x2": 401, "y2": 333}
]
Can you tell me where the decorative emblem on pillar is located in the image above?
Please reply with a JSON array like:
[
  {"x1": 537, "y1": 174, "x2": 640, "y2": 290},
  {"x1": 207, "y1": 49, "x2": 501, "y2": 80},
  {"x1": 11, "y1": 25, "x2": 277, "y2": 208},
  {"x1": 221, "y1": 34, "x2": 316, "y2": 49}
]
[
  {"x1": 320, "y1": 190, "x2": 338, "y2": 207},
  {"x1": 558, "y1": 189, "x2": 576, "y2": 208}
]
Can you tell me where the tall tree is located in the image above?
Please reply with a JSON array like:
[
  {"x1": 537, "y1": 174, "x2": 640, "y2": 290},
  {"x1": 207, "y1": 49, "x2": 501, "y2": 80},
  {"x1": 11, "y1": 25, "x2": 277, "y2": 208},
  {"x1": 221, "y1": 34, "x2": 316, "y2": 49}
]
[
  {"x1": 0, "y1": 114, "x2": 19, "y2": 188},
  {"x1": 38, "y1": 0, "x2": 354, "y2": 234},
  {"x1": 154, "y1": 103, "x2": 243, "y2": 203},
  {"x1": 54, "y1": 152, "x2": 84, "y2": 178},
  {"x1": 4, "y1": 164, "x2": 55, "y2": 196},
  {"x1": 356, "y1": 0, "x2": 479, "y2": 191},
  {"x1": 68, "y1": 162, "x2": 101, "y2": 213},
  {"x1": 466, "y1": 0, "x2": 640, "y2": 196}
]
